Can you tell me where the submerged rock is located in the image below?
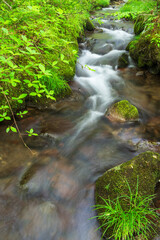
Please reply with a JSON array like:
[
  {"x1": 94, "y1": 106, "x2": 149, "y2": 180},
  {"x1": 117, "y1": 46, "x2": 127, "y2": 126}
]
[
  {"x1": 106, "y1": 100, "x2": 139, "y2": 122},
  {"x1": 21, "y1": 201, "x2": 59, "y2": 240},
  {"x1": 95, "y1": 151, "x2": 160, "y2": 239}
]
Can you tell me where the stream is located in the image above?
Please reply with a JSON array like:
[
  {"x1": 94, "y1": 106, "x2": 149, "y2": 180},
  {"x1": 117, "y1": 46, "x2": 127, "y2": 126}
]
[{"x1": 0, "y1": 5, "x2": 160, "y2": 240}]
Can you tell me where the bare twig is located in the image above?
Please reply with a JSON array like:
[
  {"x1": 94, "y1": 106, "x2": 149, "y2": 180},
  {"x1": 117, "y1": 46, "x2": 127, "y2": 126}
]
[
  {"x1": 2, "y1": 0, "x2": 12, "y2": 10},
  {"x1": 0, "y1": 86, "x2": 34, "y2": 155}
]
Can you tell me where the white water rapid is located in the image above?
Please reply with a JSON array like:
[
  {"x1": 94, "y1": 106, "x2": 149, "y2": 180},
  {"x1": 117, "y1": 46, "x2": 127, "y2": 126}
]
[{"x1": 67, "y1": 15, "x2": 134, "y2": 152}]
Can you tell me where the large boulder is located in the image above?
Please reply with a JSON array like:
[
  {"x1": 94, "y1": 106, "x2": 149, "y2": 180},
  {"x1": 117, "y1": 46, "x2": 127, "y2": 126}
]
[
  {"x1": 127, "y1": 28, "x2": 160, "y2": 74},
  {"x1": 95, "y1": 151, "x2": 160, "y2": 239},
  {"x1": 105, "y1": 100, "x2": 139, "y2": 122}
]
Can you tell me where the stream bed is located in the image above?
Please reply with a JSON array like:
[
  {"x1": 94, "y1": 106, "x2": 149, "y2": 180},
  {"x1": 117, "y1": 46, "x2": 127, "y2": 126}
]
[{"x1": 0, "y1": 6, "x2": 160, "y2": 240}]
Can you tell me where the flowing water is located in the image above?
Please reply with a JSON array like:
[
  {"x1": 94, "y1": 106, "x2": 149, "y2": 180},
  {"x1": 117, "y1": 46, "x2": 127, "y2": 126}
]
[{"x1": 0, "y1": 6, "x2": 160, "y2": 240}]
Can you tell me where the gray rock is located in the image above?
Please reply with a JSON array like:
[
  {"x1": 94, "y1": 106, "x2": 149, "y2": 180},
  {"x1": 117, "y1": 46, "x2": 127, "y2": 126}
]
[{"x1": 92, "y1": 43, "x2": 113, "y2": 55}]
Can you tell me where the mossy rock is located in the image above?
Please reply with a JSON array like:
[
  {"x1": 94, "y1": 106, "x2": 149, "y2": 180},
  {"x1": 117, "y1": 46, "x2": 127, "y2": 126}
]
[
  {"x1": 95, "y1": 151, "x2": 160, "y2": 239},
  {"x1": 117, "y1": 52, "x2": 129, "y2": 68},
  {"x1": 85, "y1": 18, "x2": 95, "y2": 31},
  {"x1": 128, "y1": 29, "x2": 160, "y2": 73},
  {"x1": 134, "y1": 15, "x2": 145, "y2": 35},
  {"x1": 106, "y1": 100, "x2": 139, "y2": 122}
]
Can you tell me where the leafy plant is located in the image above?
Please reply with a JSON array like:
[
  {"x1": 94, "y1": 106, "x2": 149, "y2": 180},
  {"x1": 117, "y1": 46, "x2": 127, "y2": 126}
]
[
  {"x1": 92, "y1": 177, "x2": 159, "y2": 240},
  {"x1": 0, "y1": 0, "x2": 104, "y2": 152},
  {"x1": 26, "y1": 128, "x2": 38, "y2": 136}
]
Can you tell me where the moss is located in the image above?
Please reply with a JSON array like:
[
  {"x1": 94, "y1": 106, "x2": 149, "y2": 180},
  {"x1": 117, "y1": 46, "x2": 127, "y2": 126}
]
[
  {"x1": 117, "y1": 53, "x2": 129, "y2": 68},
  {"x1": 85, "y1": 18, "x2": 95, "y2": 31},
  {"x1": 128, "y1": 14, "x2": 160, "y2": 73},
  {"x1": 129, "y1": 31, "x2": 160, "y2": 72},
  {"x1": 95, "y1": 151, "x2": 160, "y2": 239},
  {"x1": 134, "y1": 14, "x2": 145, "y2": 35},
  {"x1": 109, "y1": 100, "x2": 139, "y2": 121}
]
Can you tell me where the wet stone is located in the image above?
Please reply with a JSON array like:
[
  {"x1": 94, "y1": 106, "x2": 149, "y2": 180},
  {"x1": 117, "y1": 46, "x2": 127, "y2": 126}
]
[
  {"x1": 92, "y1": 43, "x2": 113, "y2": 55},
  {"x1": 20, "y1": 201, "x2": 60, "y2": 240},
  {"x1": 19, "y1": 154, "x2": 79, "y2": 201},
  {"x1": 143, "y1": 117, "x2": 160, "y2": 141},
  {"x1": 136, "y1": 140, "x2": 160, "y2": 153},
  {"x1": 0, "y1": 139, "x2": 34, "y2": 178}
]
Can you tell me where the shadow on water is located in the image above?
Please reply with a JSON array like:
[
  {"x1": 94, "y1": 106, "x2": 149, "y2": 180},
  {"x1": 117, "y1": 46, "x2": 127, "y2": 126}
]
[{"x1": 0, "y1": 5, "x2": 160, "y2": 240}]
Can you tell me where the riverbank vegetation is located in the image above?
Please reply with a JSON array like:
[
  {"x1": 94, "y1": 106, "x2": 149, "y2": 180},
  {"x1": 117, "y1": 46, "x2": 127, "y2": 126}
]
[
  {"x1": 0, "y1": 0, "x2": 110, "y2": 132},
  {"x1": 114, "y1": 0, "x2": 160, "y2": 74},
  {"x1": 116, "y1": 0, "x2": 156, "y2": 20}
]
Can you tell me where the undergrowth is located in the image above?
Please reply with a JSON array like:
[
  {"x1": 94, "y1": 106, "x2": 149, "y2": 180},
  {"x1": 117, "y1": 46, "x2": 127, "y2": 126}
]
[
  {"x1": 0, "y1": 0, "x2": 105, "y2": 136},
  {"x1": 114, "y1": 0, "x2": 156, "y2": 20}
]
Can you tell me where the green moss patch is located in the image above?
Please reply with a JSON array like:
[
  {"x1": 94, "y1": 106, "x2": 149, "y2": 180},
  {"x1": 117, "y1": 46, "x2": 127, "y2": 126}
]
[{"x1": 106, "y1": 100, "x2": 139, "y2": 122}]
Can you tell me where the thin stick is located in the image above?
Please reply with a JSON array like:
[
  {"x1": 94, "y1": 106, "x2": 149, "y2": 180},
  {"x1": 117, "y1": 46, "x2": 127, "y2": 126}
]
[
  {"x1": 0, "y1": 86, "x2": 34, "y2": 155},
  {"x1": 2, "y1": 0, "x2": 12, "y2": 9}
]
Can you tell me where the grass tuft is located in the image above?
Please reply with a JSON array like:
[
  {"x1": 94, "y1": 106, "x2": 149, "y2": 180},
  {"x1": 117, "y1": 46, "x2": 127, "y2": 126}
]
[{"x1": 92, "y1": 177, "x2": 160, "y2": 240}]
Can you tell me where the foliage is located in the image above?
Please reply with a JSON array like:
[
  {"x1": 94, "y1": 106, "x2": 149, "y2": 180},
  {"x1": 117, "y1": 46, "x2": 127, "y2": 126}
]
[
  {"x1": 114, "y1": 0, "x2": 156, "y2": 20},
  {"x1": 0, "y1": 0, "x2": 103, "y2": 137},
  {"x1": 92, "y1": 178, "x2": 159, "y2": 240},
  {"x1": 26, "y1": 128, "x2": 38, "y2": 136},
  {"x1": 92, "y1": 0, "x2": 109, "y2": 8},
  {"x1": 145, "y1": 15, "x2": 160, "y2": 48}
]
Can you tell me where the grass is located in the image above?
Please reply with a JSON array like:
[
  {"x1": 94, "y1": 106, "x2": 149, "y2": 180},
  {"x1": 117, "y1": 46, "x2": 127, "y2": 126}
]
[
  {"x1": 115, "y1": 0, "x2": 156, "y2": 20},
  {"x1": 92, "y1": 177, "x2": 159, "y2": 240},
  {"x1": 92, "y1": 0, "x2": 110, "y2": 8}
]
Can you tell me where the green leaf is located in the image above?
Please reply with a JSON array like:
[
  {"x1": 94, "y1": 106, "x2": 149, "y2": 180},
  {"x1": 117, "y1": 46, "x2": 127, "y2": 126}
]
[
  {"x1": 19, "y1": 93, "x2": 27, "y2": 99},
  {"x1": 0, "y1": 56, "x2": 6, "y2": 62},
  {"x1": 11, "y1": 126, "x2": 17, "y2": 132},
  {"x1": 18, "y1": 100, "x2": 23, "y2": 103},
  {"x1": 2, "y1": 27, "x2": 8, "y2": 35},
  {"x1": 0, "y1": 118, "x2": 4, "y2": 122},
  {"x1": 39, "y1": 64, "x2": 45, "y2": 73},
  {"x1": 6, "y1": 127, "x2": 10, "y2": 133},
  {"x1": 12, "y1": 82, "x2": 17, "y2": 87},
  {"x1": 5, "y1": 116, "x2": 11, "y2": 120},
  {"x1": 22, "y1": 111, "x2": 28, "y2": 114},
  {"x1": 57, "y1": 8, "x2": 63, "y2": 15},
  {"x1": 30, "y1": 92, "x2": 37, "y2": 96},
  {"x1": 63, "y1": 60, "x2": 69, "y2": 64},
  {"x1": 47, "y1": 95, "x2": 56, "y2": 100},
  {"x1": 21, "y1": 35, "x2": 27, "y2": 42},
  {"x1": 52, "y1": 61, "x2": 58, "y2": 66},
  {"x1": 32, "y1": 133, "x2": 38, "y2": 136},
  {"x1": 60, "y1": 54, "x2": 64, "y2": 61}
]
